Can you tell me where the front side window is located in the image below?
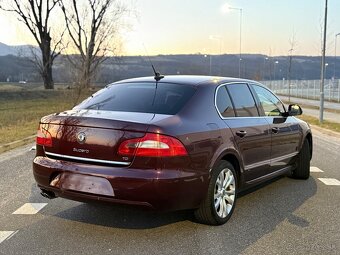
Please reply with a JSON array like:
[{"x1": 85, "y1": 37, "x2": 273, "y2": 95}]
[
  {"x1": 216, "y1": 86, "x2": 235, "y2": 117},
  {"x1": 74, "y1": 82, "x2": 196, "y2": 115},
  {"x1": 252, "y1": 85, "x2": 285, "y2": 116},
  {"x1": 226, "y1": 84, "x2": 259, "y2": 117}
]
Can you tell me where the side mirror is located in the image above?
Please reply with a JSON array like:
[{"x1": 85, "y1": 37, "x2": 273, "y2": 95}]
[{"x1": 287, "y1": 104, "x2": 303, "y2": 116}]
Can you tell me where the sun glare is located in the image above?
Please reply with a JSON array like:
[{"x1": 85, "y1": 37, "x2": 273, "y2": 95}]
[{"x1": 221, "y1": 3, "x2": 231, "y2": 14}]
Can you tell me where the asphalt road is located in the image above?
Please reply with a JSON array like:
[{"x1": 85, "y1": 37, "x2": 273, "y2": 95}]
[{"x1": 0, "y1": 128, "x2": 340, "y2": 255}]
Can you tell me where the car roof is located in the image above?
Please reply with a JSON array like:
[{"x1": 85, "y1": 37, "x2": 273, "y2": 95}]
[{"x1": 113, "y1": 75, "x2": 259, "y2": 86}]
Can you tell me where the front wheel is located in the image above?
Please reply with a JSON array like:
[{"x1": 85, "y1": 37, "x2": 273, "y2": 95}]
[
  {"x1": 194, "y1": 161, "x2": 237, "y2": 225},
  {"x1": 291, "y1": 139, "x2": 310, "y2": 179}
]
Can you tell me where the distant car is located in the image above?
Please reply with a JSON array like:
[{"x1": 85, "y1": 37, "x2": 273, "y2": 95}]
[{"x1": 33, "y1": 75, "x2": 312, "y2": 225}]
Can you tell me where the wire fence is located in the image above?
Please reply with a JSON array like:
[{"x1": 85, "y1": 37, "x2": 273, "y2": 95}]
[{"x1": 261, "y1": 79, "x2": 340, "y2": 103}]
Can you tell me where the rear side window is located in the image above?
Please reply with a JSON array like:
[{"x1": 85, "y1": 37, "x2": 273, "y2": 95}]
[
  {"x1": 74, "y1": 83, "x2": 196, "y2": 115},
  {"x1": 227, "y1": 84, "x2": 259, "y2": 117},
  {"x1": 216, "y1": 86, "x2": 235, "y2": 117}
]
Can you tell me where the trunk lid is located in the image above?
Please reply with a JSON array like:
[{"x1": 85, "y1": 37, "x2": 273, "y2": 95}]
[{"x1": 40, "y1": 109, "x2": 156, "y2": 165}]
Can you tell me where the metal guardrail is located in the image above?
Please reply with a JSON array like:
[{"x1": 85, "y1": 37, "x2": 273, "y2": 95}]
[{"x1": 261, "y1": 79, "x2": 340, "y2": 102}]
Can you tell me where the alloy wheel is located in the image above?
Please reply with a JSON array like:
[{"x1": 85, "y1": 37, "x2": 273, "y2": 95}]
[{"x1": 214, "y1": 168, "x2": 236, "y2": 218}]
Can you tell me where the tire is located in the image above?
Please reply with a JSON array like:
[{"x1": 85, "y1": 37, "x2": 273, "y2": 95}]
[
  {"x1": 194, "y1": 161, "x2": 237, "y2": 225},
  {"x1": 291, "y1": 139, "x2": 310, "y2": 179}
]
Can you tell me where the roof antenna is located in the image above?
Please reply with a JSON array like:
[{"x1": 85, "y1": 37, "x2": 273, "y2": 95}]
[{"x1": 143, "y1": 44, "x2": 164, "y2": 81}]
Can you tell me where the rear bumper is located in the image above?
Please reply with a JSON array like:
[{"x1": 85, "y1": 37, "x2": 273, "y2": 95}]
[{"x1": 33, "y1": 156, "x2": 209, "y2": 211}]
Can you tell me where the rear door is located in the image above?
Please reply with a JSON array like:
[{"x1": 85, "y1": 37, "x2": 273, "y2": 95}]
[
  {"x1": 217, "y1": 83, "x2": 272, "y2": 182},
  {"x1": 251, "y1": 84, "x2": 301, "y2": 172}
]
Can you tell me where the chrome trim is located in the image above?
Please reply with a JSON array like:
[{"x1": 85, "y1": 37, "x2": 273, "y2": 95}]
[
  {"x1": 244, "y1": 151, "x2": 299, "y2": 171},
  {"x1": 271, "y1": 151, "x2": 299, "y2": 164},
  {"x1": 214, "y1": 81, "x2": 286, "y2": 120},
  {"x1": 45, "y1": 152, "x2": 131, "y2": 166},
  {"x1": 246, "y1": 165, "x2": 293, "y2": 185},
  {"x1": 214, "y1": 82, "x2": 242, "y2": 120}
]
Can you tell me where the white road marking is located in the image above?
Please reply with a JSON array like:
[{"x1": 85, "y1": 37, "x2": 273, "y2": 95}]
[
  {"x1": 12, "y1": 203, "x2": 48, "y2": 215},
  {"x1": 310, "y1": 167, "x2": 324, "y2": 173},
  {"x1": 318, "y1": 178, "x2": 340, "y2": 186},
  {"x1": 0, "y1": 231, "x2": 18, "y2": 244}
]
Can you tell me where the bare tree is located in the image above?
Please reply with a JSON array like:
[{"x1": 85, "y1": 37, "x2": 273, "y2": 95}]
[
  {"x1": 59, "y1": 0, "x2": 127, "y2": 89},
  {"x1": 0, "y1": 0, "x2": 64, "y2": 89},
  {"x1": 287, "y1": 32, "x2": 298, "y2": 102}
]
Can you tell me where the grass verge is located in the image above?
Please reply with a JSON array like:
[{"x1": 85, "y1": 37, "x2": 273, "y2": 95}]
[
  {"x1": 0, "y1": 89, "x2": 92, "y2": 145},
  {"x1": 298, "y1": 115, "x2": 340, "y2": 133}
]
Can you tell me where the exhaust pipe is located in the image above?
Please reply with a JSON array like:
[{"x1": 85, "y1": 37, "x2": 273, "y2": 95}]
[{"x1": 40, "y1": 189, "x2": 56, "y2": 199}]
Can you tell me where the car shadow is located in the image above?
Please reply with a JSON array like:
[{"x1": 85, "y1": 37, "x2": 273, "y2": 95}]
[
  {"x1": 50, "y1": 202, "x2": 195, "y2": 229},
  {"x1": 33, "y1": 176, "x2": 317, "y2": 254}
]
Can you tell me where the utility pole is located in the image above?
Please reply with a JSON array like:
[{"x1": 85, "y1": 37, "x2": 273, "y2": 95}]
[
  {"x1": 334, "y1": 33, "x2": 340, "y2": 79},
  {"x1": 320, "y1": 0, "x2": 328, "y2": 123},
  {"x1": 227, "y1": 6, "x2": 242, "y2": 78}
]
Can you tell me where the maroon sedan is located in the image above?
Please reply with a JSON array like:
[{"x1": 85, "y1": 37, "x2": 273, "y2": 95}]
[{"x1": 33, "y1": 75, "x2": 312, "y2": 225}]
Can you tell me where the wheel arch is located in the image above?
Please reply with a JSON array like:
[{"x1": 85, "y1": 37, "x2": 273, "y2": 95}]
[
  {"x1": 305, "y1": 132, "x2": 313, "y2": 160},
  {"x1": 211, "y1": 149, "x2": 244, "y2": 189}
]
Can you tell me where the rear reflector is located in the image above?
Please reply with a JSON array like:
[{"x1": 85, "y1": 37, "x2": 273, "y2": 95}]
[
  {"x1": 36, "y1": 124, "x2": 53, "y2": 147},
  {"x1": 118, "y1": 133, "x2": 188, "y2": 157}
]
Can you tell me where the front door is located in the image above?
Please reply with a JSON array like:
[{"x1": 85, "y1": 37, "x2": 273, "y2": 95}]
[{"x1": 251, "y1": 84, "x2": 300, "y2": 172}]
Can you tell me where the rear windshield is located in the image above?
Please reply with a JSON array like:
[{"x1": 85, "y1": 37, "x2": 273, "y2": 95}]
[{"x1": 74, "y1": 82, "x2": 196, "y2": 115}]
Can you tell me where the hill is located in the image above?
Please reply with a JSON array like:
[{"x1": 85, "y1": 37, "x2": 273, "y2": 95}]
[
  {"x1": 0, "y1": 43, "x2": 339, "y2": 83},
  {"x1": 0, "y1": 42, "x2": 39, "y2": 57}
]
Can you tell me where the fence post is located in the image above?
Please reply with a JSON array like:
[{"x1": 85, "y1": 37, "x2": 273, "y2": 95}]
[
  {"x1": 328, "y1": 80, "x2": 331, "y2": 101},
  {"x1": 307, "y1": 80, "x2": 309, "y2": 99},
  {"x1": 338, "y1": 79, "x2": 340, "y2": 103},
  {"x1": 296, "y1": 80, "x2": 298, "y2": 97}
]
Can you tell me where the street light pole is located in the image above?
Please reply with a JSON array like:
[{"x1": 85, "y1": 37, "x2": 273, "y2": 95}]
[
  {"x1": 274, "y1": 61, "x2": 279, "y2": 80},
  {"x1": 229, "y1": 7, "x2": 242, "y2": 78},
  {"x1": 221, "y1": 4, "x2": 243, "y2": 78},
  {"x1": 262, "y1": 57, "x2": 268, "y2": 80},
  {"x1": 204, "y1": 54, "x2": 212, "y2": 75},
  {"x1": 209, "y1": 35, "x2": 222, "y2": 76},
  {"x1": 334, "y1": 33, "x2": 340, "y2": 79},
  {"x1": 320, "y1": 0, "x2": 328, "y2": 123}
]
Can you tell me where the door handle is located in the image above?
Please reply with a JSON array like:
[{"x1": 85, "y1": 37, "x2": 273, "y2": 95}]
[
  {"x1": 236, "y1": 130, "x2": 247, "y2": 138},
  {"x1": 272, "y1": 127, "x2": 279, "y2": 134}
]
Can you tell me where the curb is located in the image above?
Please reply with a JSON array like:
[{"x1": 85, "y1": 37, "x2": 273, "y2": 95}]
[
  {"x1": 309, "y1": 124, "x2": 340, "y2": 139},
  {"x1": 0, "y1": 135, "x2": 36, "y2": 154}
]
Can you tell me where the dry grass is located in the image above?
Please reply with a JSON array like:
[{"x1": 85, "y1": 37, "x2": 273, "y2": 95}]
[
  {"x1": 0, "y1": 89, "x2": 93, "y2": 145},
  {"x1": 298, "y1": 115, "x2": 340, "y2": 133}
]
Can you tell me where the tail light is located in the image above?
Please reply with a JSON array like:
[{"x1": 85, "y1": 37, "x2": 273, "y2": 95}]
[
  {"x1": 36, "y1": 124, "x2": 53, "y2": 147},
  {"x1": 118, "y1": 133, "x2": 188, "y2": 157}
]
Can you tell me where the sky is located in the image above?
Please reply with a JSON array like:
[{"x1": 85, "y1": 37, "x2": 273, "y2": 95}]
[{"x1": 1, "y1": 0, "x2": 340, "y2": 56}]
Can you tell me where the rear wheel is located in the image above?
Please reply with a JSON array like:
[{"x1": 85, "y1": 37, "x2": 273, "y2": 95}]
[
  {"x1": 291, "y1": 139, "x2": 310, "y2": 179},
  {"x1": 194, "y1": 161, "x2": 237, "y2": 225}
]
